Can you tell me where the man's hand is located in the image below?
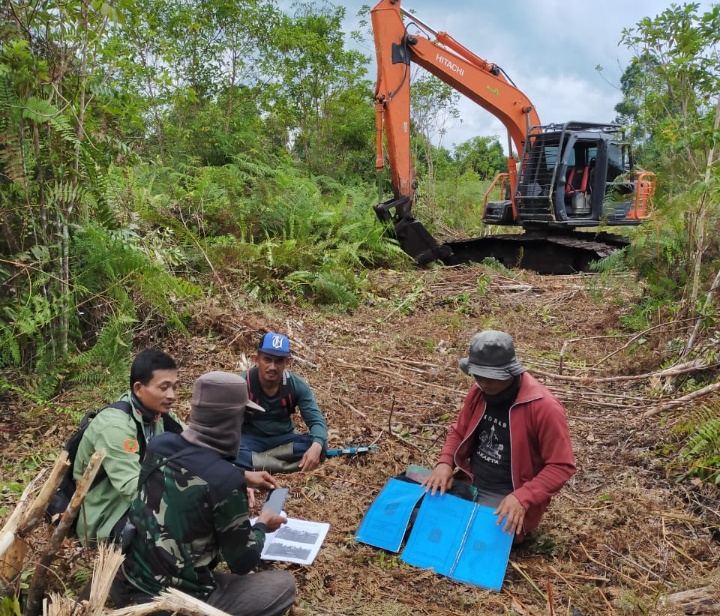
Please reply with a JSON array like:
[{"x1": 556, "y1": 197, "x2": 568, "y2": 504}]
[
  {"x1": 247, "y1": 487, "x2": 256, "y2": 508},
  {"x1": 256, "y1": 509, "x2": 287, "y2": 533},
  {"x1": 420, "y1": 463, "x2": 454, "y2": 496},
  {"x1": 299, "y1": 442, "x2": 323, "y2": 472},
  {"x1": 494, "y1": 493, "x2": 526, "y2": 535},
  {"x1": 244, "y1": 470, "x2": 277, "y2": 490}
]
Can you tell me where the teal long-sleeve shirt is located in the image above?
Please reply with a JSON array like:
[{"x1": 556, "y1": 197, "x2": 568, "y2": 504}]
[{"x1": 241, "y1": 370, "x2": 327, "y2": 447}]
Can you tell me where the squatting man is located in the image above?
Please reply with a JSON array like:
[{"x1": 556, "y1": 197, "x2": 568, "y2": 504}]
[{"x1": 421, "y1": 330, "x2": 576, "y2": 542}]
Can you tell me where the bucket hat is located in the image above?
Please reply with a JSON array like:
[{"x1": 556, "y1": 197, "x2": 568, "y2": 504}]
[
  {"x1": 190, "y1": 371, "x2": 265, "y2": 414},
  {"x1": 459, "y1": 331, "x2": 525, "y2": 380}
]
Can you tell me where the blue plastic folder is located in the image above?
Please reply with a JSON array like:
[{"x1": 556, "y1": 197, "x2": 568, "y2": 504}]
[
  {"x1": 401, "y1": 492, "x2": 513, "y2": 591},
  {"x1": 354, "y1": 479, "x2": 425, "y2": 552},
  {"x1": 355, "y1": 479, "x2": 513, "y2": 591}
]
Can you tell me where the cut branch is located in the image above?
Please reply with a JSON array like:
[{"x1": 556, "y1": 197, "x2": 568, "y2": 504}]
[
  {"x1": 641, "y1": 380, "x2": 720, "y2": 419},
  {"x1": 0, "y1": 469, "x2": 49, "y2": 595},
  {"x1": 25, "y1": 449, "x2": 106, "y2": 616},
  {"x1": 19, "y1": 452, "x2": 71, "y2": 536},
  {"x1": 107, "y1": 588, "x2": 233, "y2": 616},
  {"x1": 534, "y1": 359, "x2": 718, "y2": 383}
]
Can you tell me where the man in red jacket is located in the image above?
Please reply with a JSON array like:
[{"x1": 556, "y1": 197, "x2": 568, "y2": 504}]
[{"x1": 422, "y1": 330, "x2": 576, "y2": 543}]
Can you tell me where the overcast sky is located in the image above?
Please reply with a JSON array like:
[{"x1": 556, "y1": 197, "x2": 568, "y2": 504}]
[{"x1": 343, "y1": 0, "x2": 717, "y2": 151}]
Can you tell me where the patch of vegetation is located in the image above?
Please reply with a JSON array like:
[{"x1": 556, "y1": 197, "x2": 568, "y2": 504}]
[{"x1": 669, "y1": 400, "x2": 720, "y2": 484}]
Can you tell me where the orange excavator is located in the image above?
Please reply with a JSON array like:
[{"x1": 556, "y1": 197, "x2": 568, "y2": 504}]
[{"x1": 371, "y1": 0, "x2": 656, "y2": 273}]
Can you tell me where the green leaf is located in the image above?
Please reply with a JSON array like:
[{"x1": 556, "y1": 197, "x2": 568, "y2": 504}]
[
  {"x1": 21, "y1": 97, "x2": 58, "y2": 122},
  {"x1": 1, "y1": 596, "x2": 21, "y2": 616}
]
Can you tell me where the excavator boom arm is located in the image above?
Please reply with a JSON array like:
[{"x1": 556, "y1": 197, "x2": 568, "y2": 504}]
[{"x1": 371, "y1": 0, "x2": 540, "y2": 209}]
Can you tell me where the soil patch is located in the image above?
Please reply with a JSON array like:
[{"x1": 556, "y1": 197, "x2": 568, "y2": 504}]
[{"x1": 3, "y1": 265, "x2": 719, "y2": 615}]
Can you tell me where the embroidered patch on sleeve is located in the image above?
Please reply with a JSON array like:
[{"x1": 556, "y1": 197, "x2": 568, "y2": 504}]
[{"x1": 123, "y1": 438, "x2": 139, "y2": 453}]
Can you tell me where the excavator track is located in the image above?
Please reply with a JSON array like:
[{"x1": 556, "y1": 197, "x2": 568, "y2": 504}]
[{"x1": 442, "y1": 231, "x2": 630, "y2": 274}]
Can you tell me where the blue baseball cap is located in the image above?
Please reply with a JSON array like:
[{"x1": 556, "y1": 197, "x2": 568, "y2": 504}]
[{"x1": 258, "y1": 332, "x2": 291, "y2": 357}]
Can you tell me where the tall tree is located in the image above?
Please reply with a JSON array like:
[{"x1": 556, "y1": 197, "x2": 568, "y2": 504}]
[
  {"x1": 452, "y1": 136, "x2": 506, "y2": 181},
  {"x1": 0, "y1": 0, "x2": 131, "y2": 375},
  {"x1": 0, "y1": 0, "x2": 194, "y2": 394},
  {"x1": 263, "y1": 2, "x2": 373, "y2": 178},
  {"x1": 619, "y1": 3, "x2": 720, "y2": 329},
  {"x1": 410, "y1": 72, "x2": 460, "y2": 209},
  {"x1": 106, "y1": 0, "x2": 282, "y2": 164}
]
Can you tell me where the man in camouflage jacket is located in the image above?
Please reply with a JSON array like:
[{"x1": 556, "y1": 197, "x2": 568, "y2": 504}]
[{"x1": 111, "y1": 371, "x2": 296, "y2": 616}]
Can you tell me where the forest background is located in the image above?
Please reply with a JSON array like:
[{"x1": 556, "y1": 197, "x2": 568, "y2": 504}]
[{"x1": 1, "y1": 0, "x2": 720, "y2": 611}]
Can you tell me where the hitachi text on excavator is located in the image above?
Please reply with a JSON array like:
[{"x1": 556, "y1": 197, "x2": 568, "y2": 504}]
[{"x1": 370, "y1": 0, "x2": 656, "y2": 274}]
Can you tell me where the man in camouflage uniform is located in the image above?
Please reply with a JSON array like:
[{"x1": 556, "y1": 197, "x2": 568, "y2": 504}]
[{"x1": 111, "y1": 371, "x2": 296, "y2": 616}]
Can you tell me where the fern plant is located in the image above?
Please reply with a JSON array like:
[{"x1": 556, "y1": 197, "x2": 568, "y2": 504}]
[
  {"x1": 285, "y1": 268, "x2": 364, "y2": 308},
  {"x1": 0, "y1": 17, "x2": 154, "y2": 398},
  {"x1": 671, "y1": 398, "x2": 720, "y2": 484}
]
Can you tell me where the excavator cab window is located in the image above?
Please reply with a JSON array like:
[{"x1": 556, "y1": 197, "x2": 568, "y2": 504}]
[
  {"x1": 606, "y1": 143, "x2": 625, "y2": 183},
  {"x1": 522, "y1": 141, "x2": 558, "y2": 186},
  {"x1": 564, "y1": 143, "x2": 596, "y2": 218},
  {"x1": 542, "y1": 145, "x2": 560, "y2": 171},
  {"x1": 602, "y1": 142, "x2": 636, "y2": 216}
]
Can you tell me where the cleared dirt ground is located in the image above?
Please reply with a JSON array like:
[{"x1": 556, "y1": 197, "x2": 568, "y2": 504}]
[{"x1": 2, "y1": 264, "x2": 719, "y2": 614}]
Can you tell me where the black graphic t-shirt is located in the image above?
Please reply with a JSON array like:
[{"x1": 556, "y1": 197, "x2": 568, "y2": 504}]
[{"x1": 471, "y1": 376, "x2": 521, "y2": 495}]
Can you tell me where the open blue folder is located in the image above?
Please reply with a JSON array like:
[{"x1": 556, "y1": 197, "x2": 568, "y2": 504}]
[
  {"x1": 354, "y1": 479, "x2": 425, "y2": 552},
  {"x1": 355, "y1": 478, "x2": 513, "y2": 591},
  {"x1": 401, "y1": 491, "x2": 513, "y2": 591}
]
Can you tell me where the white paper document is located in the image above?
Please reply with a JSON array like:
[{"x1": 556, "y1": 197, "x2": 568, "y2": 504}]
[{"x1": 253, "y1": 516, "x2": 330, "y2": 566}]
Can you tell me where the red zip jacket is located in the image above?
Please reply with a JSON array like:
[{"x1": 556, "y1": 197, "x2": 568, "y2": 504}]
[{"x1": 438, "y1": 372, "x2": 576, "y2": 534}]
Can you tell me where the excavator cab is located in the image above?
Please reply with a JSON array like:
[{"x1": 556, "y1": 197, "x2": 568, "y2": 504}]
[{"x1": 512, "y1": 122, "x2": 652, "y2": 228}]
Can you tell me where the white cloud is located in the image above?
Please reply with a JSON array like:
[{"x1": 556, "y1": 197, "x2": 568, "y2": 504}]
[{"x1": 354, "y1": 0, "x2": 717, "y2": 151}]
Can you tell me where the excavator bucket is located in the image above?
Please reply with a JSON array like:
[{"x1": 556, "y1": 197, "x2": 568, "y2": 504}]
[
  {"x1": 393, "y1": 216, "x2": 454, "y2": 267},
  {"x1": 374, "y1": 196, "x2": 453, "y2": 267}
]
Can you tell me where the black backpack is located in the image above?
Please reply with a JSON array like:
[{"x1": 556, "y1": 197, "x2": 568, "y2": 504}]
[
  {"x1": 45, "y1": 400, "x2": 143, "y2": 524},
  {"x1": 246, "y1": 367, "x2": 296, "y2": 415}
]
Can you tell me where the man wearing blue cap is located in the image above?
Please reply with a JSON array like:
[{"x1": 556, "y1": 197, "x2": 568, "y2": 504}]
[{"x1": 234, "y1": 332, "x2": 328, "y2": 473}]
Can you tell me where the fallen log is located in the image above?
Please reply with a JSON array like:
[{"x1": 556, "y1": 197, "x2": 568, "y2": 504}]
[{"x1": 663, "y1": 584, "x2": 720, "y2": 614}]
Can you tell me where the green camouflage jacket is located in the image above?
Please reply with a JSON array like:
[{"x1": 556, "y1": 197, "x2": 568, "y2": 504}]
[{"x1": 122, "y1": 432, "x2": 268, "y2": 598}]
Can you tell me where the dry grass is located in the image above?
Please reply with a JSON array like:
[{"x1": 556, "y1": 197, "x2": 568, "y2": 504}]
[{"x1": 2, "y1": 265, "x2": 719, "y2": 615}]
